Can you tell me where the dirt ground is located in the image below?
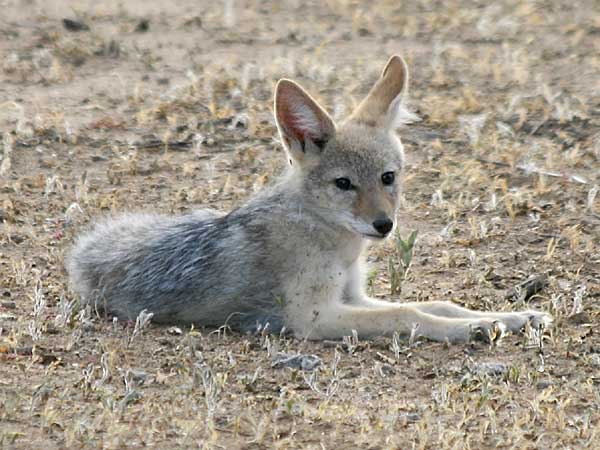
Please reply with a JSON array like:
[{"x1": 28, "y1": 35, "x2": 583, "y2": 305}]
[{"x1": 1, "y1": 0, "x2": 599, "y2": 448}]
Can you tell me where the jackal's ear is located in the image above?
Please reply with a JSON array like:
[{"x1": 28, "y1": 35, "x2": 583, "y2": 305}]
[
  {"x1": 275, "y1": 79, "x2": 335, "y2": 161},
  {"x1": 349, "y1": 55, "x2": 417, "y2": 129}
]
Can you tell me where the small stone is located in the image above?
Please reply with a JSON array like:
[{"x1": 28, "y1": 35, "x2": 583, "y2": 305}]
[
  {"x1": 63, "y1": 18, "x2": 90, "y2": 32},
  {"x1": 506, "y1": 274, "x2": 548, "y2": 302},
  {"x1": 135, "y1": 19, "x2": 150, "y2": 32},
  {"x1": 399, "y1": 412, "x2": 422, "y2": 424},
  {"x1": 472, "y1": 362, "x2": 508, "y2": 377},
  {"x1": 567, "y1": 312, "x2": 591, "y2": 325},
  {"x1": 271, "y1": 353, "x2": 321, "y2": 371},
  {"x1": 167, "y1": 326, "x2": 182, "y2": 335},
  {"x1": 380, "y1": 363, "x2": 395, "y2": 376},
  {"x1": 129, "y1": 369, "x2": 149, "y2": 385},
  {"x1": 536, "y1": 380, "x2": 553, "y2": 389}
]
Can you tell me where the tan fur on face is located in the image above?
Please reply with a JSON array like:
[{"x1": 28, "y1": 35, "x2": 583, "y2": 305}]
[{"x1": 353, "y1": 184, "x2": 395, "y2": 224}]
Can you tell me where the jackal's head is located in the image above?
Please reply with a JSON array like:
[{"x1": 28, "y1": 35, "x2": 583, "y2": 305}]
[{"x1": 274, "y1": 55, "x2": 415, "y2": 240}]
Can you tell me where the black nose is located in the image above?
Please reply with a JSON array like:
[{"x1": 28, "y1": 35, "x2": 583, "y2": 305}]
[{"x1": 372, "y1": 218, "x2": 393, "y2": 235}]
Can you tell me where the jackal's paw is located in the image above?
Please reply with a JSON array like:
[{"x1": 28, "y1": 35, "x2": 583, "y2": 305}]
[
  {"x1": 468, "y1": 319, "x2": 507, "y2": 344},
  {"x1": 518, "y1": 310, "x2": 553, "y2": 331},
  {"x1": 501, "y1": 310, "x2": 553, "y2": 333}
]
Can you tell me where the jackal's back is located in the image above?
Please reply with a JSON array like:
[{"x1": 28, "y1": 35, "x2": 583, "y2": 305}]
[{"x1": 67, "y1": 208, "x2": 284, "y2": 330}]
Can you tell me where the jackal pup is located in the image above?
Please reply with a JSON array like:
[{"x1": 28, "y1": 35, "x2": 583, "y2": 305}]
[{"x1": 68, "y1": 55, "x2": 552, "y2": 342}]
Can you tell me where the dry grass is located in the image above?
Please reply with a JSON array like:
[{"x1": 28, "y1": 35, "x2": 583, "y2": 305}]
[{"x1": 1, "y1": 0, "x2": 599, "y2": 448}]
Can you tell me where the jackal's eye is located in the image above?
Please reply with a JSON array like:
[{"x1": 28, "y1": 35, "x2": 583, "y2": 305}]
[
  {"x1": 381, "y1": 171, "x2": 395, "y2": 186},
  {"x1": 334, "y1": 177, "x2": 353, "y2": 191}
]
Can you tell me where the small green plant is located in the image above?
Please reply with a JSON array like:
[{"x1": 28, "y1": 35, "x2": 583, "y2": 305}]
[
  {"x1": 366, "y1": 268, "x2": 378, "y2": 296},
  {"x1": 388, "y1": 230, "x2": 418, "y2": 295}
]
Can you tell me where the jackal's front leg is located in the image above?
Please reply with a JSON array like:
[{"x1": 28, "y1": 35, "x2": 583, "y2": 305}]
[
  {"x1": 303, "y1": 302, "x2": 506, "y2": 342},
  {"x1": 405, "y1": 301, "x2": 553, "y2": 333},
  {"x1": 339, "y1": 264, "x2": 551, "y2": 339}
]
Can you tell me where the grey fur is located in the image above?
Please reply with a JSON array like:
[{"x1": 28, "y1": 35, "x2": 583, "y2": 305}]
[{"x1": 68, "y1": 199, "x2": 288, "y2": 331}]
